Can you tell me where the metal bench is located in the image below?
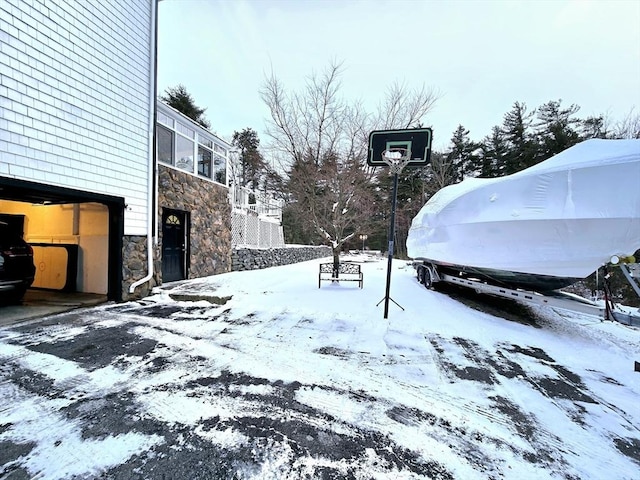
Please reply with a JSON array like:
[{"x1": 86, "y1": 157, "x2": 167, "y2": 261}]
[{"x1": 318, "y1": 262, "x2": 363, "y2": 288}]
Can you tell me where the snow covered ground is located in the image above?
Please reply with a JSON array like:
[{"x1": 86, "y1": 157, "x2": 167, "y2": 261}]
[{"x1": 1, "y1": 255, "x2": 639, "y2": 479}]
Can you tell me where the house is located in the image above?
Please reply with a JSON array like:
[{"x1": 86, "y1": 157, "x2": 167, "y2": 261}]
[
  {"x1": 0, "y1": 0, "x2": 158, "y2": 302},
  {"x1": 157, "y1": 100, "x2": 293, "y2": 278},
  {"x1": 155, "y1": 101, "x2": 234, "y2": 284},
  {"x1": 0, "y1": 0, "x2": 301, "y2": 309}
]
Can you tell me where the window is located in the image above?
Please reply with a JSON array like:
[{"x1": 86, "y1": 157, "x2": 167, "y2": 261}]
[
  {"x1": 177, "y1": 122, "x2": 195, "y2": 139},
  {"x1": 198, "y1": 145, "x2": 212, "y2": 179},
  {"x1": 158, "y1": 111, "x2": 174, "y2": 128},
  {"x1": 165, "y1": 214, "x2": 181, "y2": 225},
  {"x1": 199, "y1": 136, "x2": 213, "y2": 149},
  {"x1": 175, "y1": 135, "x2": 194, "y2": 172},
  {"x1": 156, "y1": 112, "x2": 230, "y2": 187},
  {"x1": 214, "y1": 152, "x2": 226, "y2": 184},
  {"x1": 157, "y1": 125, "x2": 174, "y2": 165}
]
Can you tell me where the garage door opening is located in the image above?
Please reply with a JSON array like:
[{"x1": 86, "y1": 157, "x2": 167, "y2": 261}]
[{"x1": 0, "y1": 177, "x2": 125, "y2": 302}]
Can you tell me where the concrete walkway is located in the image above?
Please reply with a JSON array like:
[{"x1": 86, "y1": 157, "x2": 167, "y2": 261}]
[{"x1": 0, "y1": 289, "x2": 107, "y2": 327}]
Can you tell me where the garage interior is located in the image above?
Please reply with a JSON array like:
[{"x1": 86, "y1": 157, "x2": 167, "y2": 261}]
[{"x1": 0, "y1": 178, "x2": 125, "y2": 324}]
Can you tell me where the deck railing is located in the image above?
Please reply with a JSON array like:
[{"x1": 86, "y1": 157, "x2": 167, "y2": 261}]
[
  {"x1": 231, "y1": 185, "x2": 283, "y2": 221},
  {"x1": 230, "y1": 185, "x2": 285, "y2": 248}
]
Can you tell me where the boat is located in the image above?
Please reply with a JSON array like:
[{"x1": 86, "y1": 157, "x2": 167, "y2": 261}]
[{"x1": 406, "y1": 139, "x2": 640, "y2": 291}]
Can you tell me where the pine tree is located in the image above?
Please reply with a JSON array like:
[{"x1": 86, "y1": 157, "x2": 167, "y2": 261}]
[
  {"x1": 501, "y1": 102, "x2": 538, "y2": 174},
  {"x1": 479, "y1": 126, "x2": 508, "y2": 177},
  {"x1": 261, "y1": 61, "x2": 437, "y2": 268},
  {"x1": 160, "y1": 84, "x2": 211, "y2": 129},
  {"x1": 374, "y1": 166, "x2": 428, "y2": 257},
  {"x1": 447, "y1": 125, "x2": 480, "y2": 181},
  {"x1": 232, "y1": 128, "x2": 267, "y2": 190},
  {"x1": 535, "y1": 100, "x2": 581, "y2": 158},
  {"x1": 580, "y1": 115, "x2": 609, "y2": 139}
]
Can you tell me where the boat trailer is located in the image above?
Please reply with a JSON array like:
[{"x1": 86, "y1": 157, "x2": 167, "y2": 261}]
[{"x1": 413, "y1": 261, "x2": 640, "y2": 327}]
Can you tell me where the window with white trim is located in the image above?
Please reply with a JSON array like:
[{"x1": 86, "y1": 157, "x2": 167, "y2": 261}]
[
  {"x1": 157, "y1": 125, "x2": 174, "y2": 165},
  {"x1": 156, "y1": 107, "x2": 229, "y2": 186},
  {"x1": 214, "y1": 152, "x2": 227, "y2": 184},
  {"x1": 175, "y1": 135, "x2": 194, "y2": 172},
  {"x1": 198, "y1": 145, "x2": 212, "y2": 179}
]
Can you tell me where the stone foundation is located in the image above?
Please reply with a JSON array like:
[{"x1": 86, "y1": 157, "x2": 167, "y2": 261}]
[
  {"x1": 122, "y1": 235, "x2": 161, "y2": 301},
  {"x1": 159, "y1": 165, "x2": 232, "y2": 280},
  {"x1": 232, "y1": 246, "x2": 331, "y2": 271},
  {"x1": 121, "y1": 166, "x2": 233, "y2": 301}
]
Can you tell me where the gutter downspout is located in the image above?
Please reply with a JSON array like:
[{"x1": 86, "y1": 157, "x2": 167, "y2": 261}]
[{"x1": 130, "y1": 0, "x2": 158, "y2": 294}]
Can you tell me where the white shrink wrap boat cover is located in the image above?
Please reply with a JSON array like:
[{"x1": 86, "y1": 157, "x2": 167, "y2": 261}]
[{"x1": 407, "y1": 139, "x2": 640, "y2": 279}]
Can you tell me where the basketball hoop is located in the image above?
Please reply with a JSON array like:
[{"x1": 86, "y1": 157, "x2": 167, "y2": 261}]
[
  {"x1": 368, "y1": 128, "x2": 433, "y2": 319},
  {"x1": 382, "y1": 148, "x2": 412, "y2": 174}
]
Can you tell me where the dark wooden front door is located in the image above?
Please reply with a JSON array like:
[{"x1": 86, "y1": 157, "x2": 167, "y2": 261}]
[{"x1": 162, "y1": 210, "x2": 186, "y2": 282}]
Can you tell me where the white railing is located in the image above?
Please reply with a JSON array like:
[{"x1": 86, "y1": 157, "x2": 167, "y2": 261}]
[
  {"x1": 231, "y1": 210, "x2": 285, "y2": 248},
  {"x1": 231, "y1": 185, "x2": 283, "y2": 222},
  {"x1": 230, "y1": 184, "x2": 285, "y2": 248}
]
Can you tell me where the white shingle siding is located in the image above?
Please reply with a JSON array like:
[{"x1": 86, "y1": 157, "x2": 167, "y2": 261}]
[{"x1": 0, "y1": 0, "x2": 154, "y2": 235}]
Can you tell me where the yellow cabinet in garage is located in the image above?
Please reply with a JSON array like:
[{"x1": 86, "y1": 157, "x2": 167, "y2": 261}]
[{"x1": 31, "y1": 244, "x2": 78, "y2": 291}]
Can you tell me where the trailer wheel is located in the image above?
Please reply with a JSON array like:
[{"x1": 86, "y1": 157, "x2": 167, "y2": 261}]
[
  {"x1": 423, "y1": 266, "x2": 433, "y2": 288},
  {"x1": 417, "y1": 265, "x2": 433, "y2": 289}
]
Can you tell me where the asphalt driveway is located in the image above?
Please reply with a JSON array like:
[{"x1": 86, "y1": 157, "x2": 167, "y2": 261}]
[{"x1": 1, "y1": 259, "x2": 639, "y2": 479}]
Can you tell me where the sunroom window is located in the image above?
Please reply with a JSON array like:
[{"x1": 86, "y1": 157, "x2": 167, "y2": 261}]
[
  {"x1": 198, "y1": 145, "x2": 212, "y2": 179},
  {"x1": 157, "y1": 125, "x2": 174, "y2": 165},
  {"x1": 175, "y1": 135, "x2": 194, "y2": 172},
  {"x1": 214, "y1": 152, "x2": 227, "y2": 184}
]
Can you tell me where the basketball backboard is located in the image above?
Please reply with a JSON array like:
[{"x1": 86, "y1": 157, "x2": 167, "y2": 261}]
[{"x1": 367, "y1": 128, "x2": 433, "y2": 167}]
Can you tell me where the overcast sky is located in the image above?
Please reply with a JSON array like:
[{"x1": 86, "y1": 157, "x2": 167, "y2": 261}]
[{"x1": 157, "y1": 0, "x2": 640, "y2": 151}]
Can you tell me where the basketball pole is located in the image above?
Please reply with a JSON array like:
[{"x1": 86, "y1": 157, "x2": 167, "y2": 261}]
[
  {"x1": 383, "y1": 170, "x2": 403, "y2": 318},
  {"x1": 367, "y1": 130, "x2": 432, "y2": 319},
  {"x1": 376, "y1": 151, "x2": 409, "y2": 319}
]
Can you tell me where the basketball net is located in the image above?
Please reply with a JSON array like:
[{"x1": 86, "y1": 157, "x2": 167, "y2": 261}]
[{"x1": 382, "y1": 148, "x2": 412, "y2": 174}]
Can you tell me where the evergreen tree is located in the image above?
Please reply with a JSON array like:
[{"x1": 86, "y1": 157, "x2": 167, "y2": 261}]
[
  {"x1": 374, "y1": 166, "x2": 428, "y2": 257},
  {"x1": 160, "y1": 84, "x2": 211, "y2": 129},
  {"x1": 261, "y1": 61, "x2": 437, "y2": 268},
  {"x1": 232, "y1": 128, "x2": 267, "y2": 190},
  {"x1": 478, "y1": 126, "x2": 508, "y2": 177},
  {"x1": 447, "y1": 125, "x2": 480, "y2": 181},
  {"x1": 580, "y1": 115, "x2": 609, "y2": 139},
  {"x1": 535, "y1": 100, "x2": 581, "y2": 158},
  {"x1": 501, "y1": 102, "x2": 538, "y2": 173}
]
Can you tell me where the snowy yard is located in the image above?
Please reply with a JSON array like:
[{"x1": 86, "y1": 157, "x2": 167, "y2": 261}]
[{"x1": 1, "y1": 255, "x2": 639, "y2": 479}]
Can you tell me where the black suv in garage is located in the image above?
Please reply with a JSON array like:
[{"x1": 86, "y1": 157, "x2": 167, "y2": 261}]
[{"x1": 0, "y1": 220, "x2": 36, "y2": 304}]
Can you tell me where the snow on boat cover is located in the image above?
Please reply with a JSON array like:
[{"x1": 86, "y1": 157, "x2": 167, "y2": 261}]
[{"x1": 407, "y1": 139, "x2": 640, "y2": 289}]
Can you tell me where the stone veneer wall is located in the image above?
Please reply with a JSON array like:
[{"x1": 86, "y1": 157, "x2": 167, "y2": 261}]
[
  {"x1": 122, "y1": 235, "x2": 161, "y2": 301},
  {"x1": 232, "y1": 246, "x2": 331, "y2": 271},
  {"x1": 159, "y1": 165, "x2": 232, "y2": 280}
]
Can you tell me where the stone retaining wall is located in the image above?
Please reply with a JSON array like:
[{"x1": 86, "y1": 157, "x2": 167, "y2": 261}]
[{"x1": 232, "y1": 246, "x2": 331, "y2": 271}]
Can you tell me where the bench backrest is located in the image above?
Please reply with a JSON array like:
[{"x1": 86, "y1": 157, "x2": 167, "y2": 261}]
[{"x1": 319, "y1": 262, "x2": 360, "y2": 274}]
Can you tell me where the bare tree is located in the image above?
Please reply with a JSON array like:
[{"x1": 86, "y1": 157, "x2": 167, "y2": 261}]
[
  {"x1": 424, "y1": 151, "x2": 457, "y2": 195},
  {"x1": 613, "y1": 107, "x2": 640, "y2": 139},
  {"x1": 374, "y1": 81, "x2": 440, "y2": 130},
  {"x1": 261, "y1": 61, "x2": 438, "y2": 271}
]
